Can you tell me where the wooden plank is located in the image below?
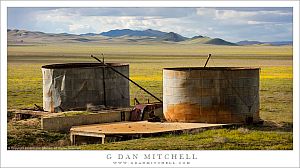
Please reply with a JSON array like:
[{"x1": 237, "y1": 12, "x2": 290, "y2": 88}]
[
  {"x1": 70, "y1": 121, "x2": 228, "y2": 139},
  {"x1": 69, "y1": 121, "x2": 231, "y2": 145},
  {"x1": 14, "y1": 110, "x2": 51, "y2": 116}
]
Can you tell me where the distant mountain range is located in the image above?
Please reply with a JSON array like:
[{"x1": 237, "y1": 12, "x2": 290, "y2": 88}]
[
  {"x1": 236, "y1": 40, "x2": 293, "y2": 46},
  {"x1": 7, "y1": 28, "x2": 293, "y2": 46},
  {"x1": 157, "y1": 32, "x2": 188, "y2": 42},
  {"x1": 99, "y1": 29, "x2": 166, "y2": 37}
]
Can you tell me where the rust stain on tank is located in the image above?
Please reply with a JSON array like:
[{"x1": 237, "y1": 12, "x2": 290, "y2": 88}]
[
  {"x1": 163, "y1": 67, "x2": 260, "y2": 124},
  {"x1": 165, "y1": 103, "x2": 260, "y2": 124},
  {"x1": 165, "y1": 103, "x2": 200, "y2": 122}
]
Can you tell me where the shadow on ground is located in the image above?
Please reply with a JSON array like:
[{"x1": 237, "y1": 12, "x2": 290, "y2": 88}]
[{"x1": 240, "y1": 120, "x2": 293, "y2": 132}]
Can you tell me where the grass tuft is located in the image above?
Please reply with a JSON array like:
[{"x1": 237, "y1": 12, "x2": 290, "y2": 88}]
[{"x1": 7, "y1": 43, "x2": 293, "y2": 150}]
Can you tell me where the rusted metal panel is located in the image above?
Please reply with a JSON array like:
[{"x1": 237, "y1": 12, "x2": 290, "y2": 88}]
[
  {"x1": 42, "y1": 63, "x2": 130, "y2": 112},
  {"x1": 163, "y1": 67, "x2": 260, "y2": 124},
  {"x1": 130, "y1": 103, "x2": 163, "y2": 121}
]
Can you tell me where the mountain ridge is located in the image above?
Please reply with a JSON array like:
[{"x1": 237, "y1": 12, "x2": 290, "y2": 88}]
[
  {"x1": 99, "y1": 29, "x2": 166, "y2": 38},
  {"x1": 7, "y1": 28, "x2": 293, "y2": 46},
  {"x1": 237, "y1": 40, "x2": 293, "y2": 46},
  {"x1": 157, "y1": 32, "x2": 188, "y2": 42},
  {"x1": 205, "y1": 38, "x2": 238, "y2": 46}
]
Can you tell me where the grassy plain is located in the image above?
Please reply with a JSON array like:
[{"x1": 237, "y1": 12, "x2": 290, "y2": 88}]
[{"x1": 7, "y1": 43, "x2": 293, "y2": 149}]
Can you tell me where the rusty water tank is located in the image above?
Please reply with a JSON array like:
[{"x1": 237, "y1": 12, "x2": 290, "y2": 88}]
[
  {"x1": 163, "y1": 67, "x2": 260, "y2": 124},
  {"x1": 42, "y1": 63, "x2": 130, "y2": 112}
]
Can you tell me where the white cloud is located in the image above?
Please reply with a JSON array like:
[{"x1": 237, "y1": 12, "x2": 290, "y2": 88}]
[
  {"x1": 196, "y1": 8, "x2": 215, "y2": 17},
  {"x1": 7, "y1": 7, "x2": 293, "y2": 42},
  {"x1": 196, "y1": 8, "x2": 292, "y2": 26},
  {"x1": 69, "y1": 24, "x2": 90, "y2": 32},
  {"x1": 215, "y1": 10, "x2": 255, "y2": 20},
  {"x1": 247, "y1": 21, "x2": 261, "y2": 25}
]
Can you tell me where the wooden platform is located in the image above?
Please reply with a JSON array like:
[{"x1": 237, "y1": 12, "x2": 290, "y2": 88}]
[
  {"x1": 13, "y1": 110, "x2": 52, "y2": 120},
  {"x1": 70, "y1": 121, "x2": 229, "y2": 145}
]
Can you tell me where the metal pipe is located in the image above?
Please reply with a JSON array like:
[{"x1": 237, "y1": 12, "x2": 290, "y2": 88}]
[
  {"x1": 102, "y1": 62, "x2": 107, "y2": 106},
  {"x1": 91, "y1": 55, "x2": 163, "y2": 103},
  {"x1": 102, "y1": 54, "x2": 107, "y2": 106},
  {"x1": 204, "y1": 54, "x2": 212, "y2": 68}
]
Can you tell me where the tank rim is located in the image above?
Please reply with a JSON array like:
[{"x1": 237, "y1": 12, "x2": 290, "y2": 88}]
[
  {"x1": 163, "y1": 67, "x2": 260, "y2": 71},
  {"x1": 41, "y1": 63, "x2": 129, "y2": 69}
]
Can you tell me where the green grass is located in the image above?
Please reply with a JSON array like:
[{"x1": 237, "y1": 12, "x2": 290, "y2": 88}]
[
  {"x1": 62, "y1": 126, "x2": 292, "y2": 150},
  {"x1": 7, "y1": 118, "x2": 70, "y2": 148},
  {"x1": 7, "y1": 43, "x2": 293, "y2": 150},
  {"x1": 7, "y1": 43, "x2": 292, "y2": 58},
  {"x1": 8, "y1": 63, "x2": 43, "y2": 109},
  {"x1": 260, "y1": 78, "x2": 293, "y2": 122},
  {"x1": 47, "y1": 111, "x2": 94, "y2": 118}
]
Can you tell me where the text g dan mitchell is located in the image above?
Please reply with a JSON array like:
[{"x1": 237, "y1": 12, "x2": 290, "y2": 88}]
[{"x1": 106, "y1": 153, "x2": 198, "y2": 160}]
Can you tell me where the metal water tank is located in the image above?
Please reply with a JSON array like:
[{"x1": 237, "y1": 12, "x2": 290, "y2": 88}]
[
  {"x1": 163, "y1": 67, "x2": 260, "y2": 123},
  {"x1": 42, "y1": 63, "x2": 130, "y2": 112}
]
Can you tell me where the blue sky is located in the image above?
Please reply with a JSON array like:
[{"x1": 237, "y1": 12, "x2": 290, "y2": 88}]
[{"x1": 8, "y1": 7, "x2": 293, "y2": 42}]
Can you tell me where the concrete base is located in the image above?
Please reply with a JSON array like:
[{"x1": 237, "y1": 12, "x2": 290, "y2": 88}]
[
  {"x1": 70, "y1": 121, "x2": 229, "y2": 145},
  {"x1": 42, "y1": 109, "x2": 132, "y2": 132},
  {"x1": 13, "y1": 110, "x2": 51, "y2": 120}
]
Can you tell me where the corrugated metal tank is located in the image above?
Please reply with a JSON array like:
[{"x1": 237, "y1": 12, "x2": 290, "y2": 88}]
[
  {"x1": 163, "y1": 67, "x2": 260, "y2": 124},
  {"x1": 42, "y1": 63, "x2": 130, "y2": 112}
]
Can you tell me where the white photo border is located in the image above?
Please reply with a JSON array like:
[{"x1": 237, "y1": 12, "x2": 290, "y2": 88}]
[{"x1": 1, "y1": 1, "x2": 299, "y2": 167}]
